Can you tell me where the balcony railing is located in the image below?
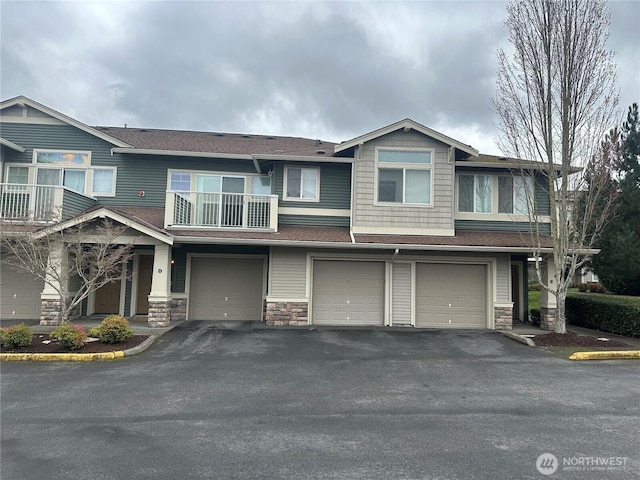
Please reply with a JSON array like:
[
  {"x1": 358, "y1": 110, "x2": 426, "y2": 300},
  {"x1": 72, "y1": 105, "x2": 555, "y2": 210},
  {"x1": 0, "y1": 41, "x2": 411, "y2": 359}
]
[
  {"x1": 0, "y1": 184, "x2": 97, "y2": 223},
  {"x1": 165, "y1": 191, "x2": 278, "y2": 231}
]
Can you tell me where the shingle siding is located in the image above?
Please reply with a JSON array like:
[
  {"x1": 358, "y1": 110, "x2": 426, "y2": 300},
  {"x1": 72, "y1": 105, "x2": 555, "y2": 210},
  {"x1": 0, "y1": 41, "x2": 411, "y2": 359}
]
[{"x1": 353, "y1": 130, "x2": 454, "y2": 232}]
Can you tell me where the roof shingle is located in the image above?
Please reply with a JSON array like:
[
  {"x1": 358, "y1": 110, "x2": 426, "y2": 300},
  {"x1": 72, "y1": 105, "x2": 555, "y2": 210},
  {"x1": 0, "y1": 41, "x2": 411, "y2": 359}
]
[{"x1": 97, "y1": 126, "x2": 337, "y2": 157}]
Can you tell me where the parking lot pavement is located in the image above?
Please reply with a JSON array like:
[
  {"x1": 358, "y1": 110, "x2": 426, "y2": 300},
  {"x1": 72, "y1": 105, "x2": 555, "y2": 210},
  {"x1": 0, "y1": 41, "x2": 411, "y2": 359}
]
[{"x1": 2, "y1": 322, "x2": 639, "y2": 479}]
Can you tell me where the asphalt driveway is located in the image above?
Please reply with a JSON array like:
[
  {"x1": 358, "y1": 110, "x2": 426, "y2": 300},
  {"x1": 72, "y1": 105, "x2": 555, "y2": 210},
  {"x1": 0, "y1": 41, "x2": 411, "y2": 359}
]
[{"x1": 2, "y1": 322, "x2": 639, "y2": 479}]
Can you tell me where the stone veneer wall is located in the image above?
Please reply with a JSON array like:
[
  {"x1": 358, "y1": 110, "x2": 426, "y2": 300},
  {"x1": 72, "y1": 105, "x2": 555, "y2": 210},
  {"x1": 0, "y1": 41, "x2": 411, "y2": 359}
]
[
  {"x1": 148, "y1": 301, "x2": 171, "y2": 327},
  {"x1": 170, "y1": 298, "x2": 187, "y2": 322},
  {"x1": 494, "y1": 306, "x2": 513, "y2": 330},
  {"x1": 540, "y1": 306, "x2": 556, "y2": 331},
  {"x1": 147, "y1": 298, "x2": 187, "y2": 327},
  {"x1": 265, "y1": 302, "x2": 309, "y2": 326}
]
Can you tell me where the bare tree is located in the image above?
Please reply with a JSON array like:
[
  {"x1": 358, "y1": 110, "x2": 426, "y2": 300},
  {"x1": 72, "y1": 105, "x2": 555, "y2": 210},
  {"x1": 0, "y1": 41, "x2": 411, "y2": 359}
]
[
  {"x1": 492, "y1": 0, "x2": 620, "y2": 333},
  {"x1": 1, "y1": 218, "x2": 134, "y2": 325}
]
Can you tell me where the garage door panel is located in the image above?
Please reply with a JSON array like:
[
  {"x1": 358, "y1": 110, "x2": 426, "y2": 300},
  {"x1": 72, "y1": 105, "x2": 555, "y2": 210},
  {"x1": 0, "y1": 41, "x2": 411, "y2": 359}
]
[
  {"x1": 189, "y1": 257, "x2": 264, "y2": 321},
  {"x1": 312, "y1": 261, "x2": 384, "y2": 326},
  {"x1": 416, "y1": 263, "x2": 486, "y2": 328},
  {"x1": 1, "y1": 261, "x2": 43, "y2": 320}
]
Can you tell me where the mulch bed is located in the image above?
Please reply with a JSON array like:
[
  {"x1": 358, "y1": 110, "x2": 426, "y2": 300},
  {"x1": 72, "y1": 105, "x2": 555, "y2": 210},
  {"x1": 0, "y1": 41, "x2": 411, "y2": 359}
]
[
  {"x1": 1, "y1": 334, "x2": 149, "y2": 354},
  {"x1": 533, "y1": 332, "x2": 631, "y2": 348}
]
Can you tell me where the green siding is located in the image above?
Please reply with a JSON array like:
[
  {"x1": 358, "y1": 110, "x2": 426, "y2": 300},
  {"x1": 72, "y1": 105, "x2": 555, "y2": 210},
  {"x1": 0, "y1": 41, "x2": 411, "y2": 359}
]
[
  {"x1": 172, "y1": 244, "x2": 268, "y2": 293},
  {"x1": 534, "y1": 175, "x2": 551, "y2": 216},
  {"x1": 455, "y1": 220, "x2": 551, "y2": 236},
  {"x1": 0, "y1": 123, "x2": 117, "y2": 167},
  {"x1": 279, "y1": 214, "x2": 349, "y2": 227},
  {"x1": 103, "y1": 154, "x2": 258, "y2": 208},
  {"x1": 62, "y1": 190, "x2": 97, "y2": 219},
  {"x1": 273, "y1": 162, "x2": 351, "y2": 210},
  {"x1": 0, "y1": 123, "x2": 261, "y2": 208}
]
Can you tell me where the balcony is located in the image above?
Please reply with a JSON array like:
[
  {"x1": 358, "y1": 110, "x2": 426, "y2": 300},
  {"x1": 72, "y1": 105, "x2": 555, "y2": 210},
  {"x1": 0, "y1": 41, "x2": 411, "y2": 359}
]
[
  {"x1": 165, "y1": 191, "x2": 279, "y2": 231},
  {"x1": 0, "y1": 184, "x2": 97, "y2": 223}
]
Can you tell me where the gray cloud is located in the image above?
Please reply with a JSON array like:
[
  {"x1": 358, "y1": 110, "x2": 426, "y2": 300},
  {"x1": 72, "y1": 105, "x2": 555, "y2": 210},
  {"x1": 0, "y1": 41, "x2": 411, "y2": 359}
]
[{"x1": 1, "y1": 1, "x2": 638, "y2": 155}]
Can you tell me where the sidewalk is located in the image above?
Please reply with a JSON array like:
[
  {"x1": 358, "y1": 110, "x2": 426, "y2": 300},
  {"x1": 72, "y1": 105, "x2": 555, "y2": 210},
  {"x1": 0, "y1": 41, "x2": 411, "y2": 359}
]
[
  {"x1": 0, "y1": 317, "x2": 183, "y2": 337},
  {"x1": 512, "y1": 322, "x2": 640, "y2": 348}
]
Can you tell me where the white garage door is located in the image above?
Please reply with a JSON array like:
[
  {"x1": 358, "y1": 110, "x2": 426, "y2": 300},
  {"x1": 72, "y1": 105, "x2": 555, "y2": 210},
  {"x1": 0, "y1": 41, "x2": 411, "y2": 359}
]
[
  {"x1": 312, "y1": 260, "x2": 385, "y2": 326},
  {"x1": 415, "y1": 263, "x2": 486, "y2": 328},
  {"x1": 189, "y1": 257, "x2": 264, "y2": 321},
  {"x1": 1, "y1": 259, "x2": 43, "y2": 320}
]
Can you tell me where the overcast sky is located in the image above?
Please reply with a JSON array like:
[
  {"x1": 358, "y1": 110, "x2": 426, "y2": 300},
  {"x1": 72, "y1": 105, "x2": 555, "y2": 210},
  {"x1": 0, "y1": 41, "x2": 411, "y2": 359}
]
[{"x1": 1, "y1": 1, "x2": 638, "y2": 155}]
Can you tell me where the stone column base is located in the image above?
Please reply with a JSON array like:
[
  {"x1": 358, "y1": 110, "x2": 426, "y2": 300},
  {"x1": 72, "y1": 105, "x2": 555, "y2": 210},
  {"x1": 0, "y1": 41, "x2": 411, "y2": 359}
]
[
  {"x1": 540, "y1": 307, "x2": 556, "y2": 331},
  {"x1": 148, "y1": 300, "x2": 171, "y2": 327},
  {"x1": 494, "y1": 305, "x2": 513, "y2": 330},
  {"x1": 265, "y1": 302, "x2": 308, "y2": 326},
  {"x1": 40, "y1": 299, "x2": 63, "y2": 326}
]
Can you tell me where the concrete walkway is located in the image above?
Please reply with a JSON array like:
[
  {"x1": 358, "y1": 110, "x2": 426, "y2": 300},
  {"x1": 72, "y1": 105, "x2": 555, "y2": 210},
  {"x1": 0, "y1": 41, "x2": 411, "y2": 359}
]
[
  {"x1": 3, "y1": 317, "x2": 639, "y2": 347},
  {"x1": 0, "y1": 317, "x2": 183, "y2": 337},
  {"x1": 512, "y1": 322, "x2": 640, "y2": 348}
]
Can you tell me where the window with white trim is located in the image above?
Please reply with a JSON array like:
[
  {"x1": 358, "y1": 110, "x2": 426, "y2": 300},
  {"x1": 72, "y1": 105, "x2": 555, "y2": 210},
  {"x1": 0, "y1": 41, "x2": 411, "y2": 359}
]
[
  {"x1": 458, "y1": 174, "x2": 534, "y2": 214},
  {"x1": 284, "y1": 166, "x2": 319, "y2": 201},
  {"x1": 168, "y1": 170, "x2": 270, "y2": 195},
  {"x1": 5, "y1": 150, "x2": 116, "y2": 196},
  {"x1": 376, "y1": 149, "x2": 432, "y2": 205}
]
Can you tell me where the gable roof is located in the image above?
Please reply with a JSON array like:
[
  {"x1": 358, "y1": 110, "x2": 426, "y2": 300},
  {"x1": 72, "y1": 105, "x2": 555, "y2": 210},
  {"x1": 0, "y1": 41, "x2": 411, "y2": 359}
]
[
  {"x1": 0, "y1": 96, "x2": 133, "y2": 148},
  {"x1": 102, "y1": 126, "x2": 338, "y2": 158},
  {"x1": 334, "y1": 118, "x2": 479, "y2": 158},
  {"x1": 32, "y1": 206, "x2": 173, "y2": 245}
]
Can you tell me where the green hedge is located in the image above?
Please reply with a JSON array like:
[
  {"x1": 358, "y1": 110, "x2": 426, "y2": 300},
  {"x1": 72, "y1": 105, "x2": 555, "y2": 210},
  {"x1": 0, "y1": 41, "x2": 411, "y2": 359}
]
[{"x1": 566, "y1": 293, "x2": 640, "y2": 337}]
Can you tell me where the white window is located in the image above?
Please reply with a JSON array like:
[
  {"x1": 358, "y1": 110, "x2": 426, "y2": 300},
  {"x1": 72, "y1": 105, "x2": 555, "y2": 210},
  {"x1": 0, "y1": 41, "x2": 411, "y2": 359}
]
[
  {"x1": 284, "y1": 166, "x2": 319, "y2": 201},
  {"x1": 6, "y1": 166, "x2": 29, "y2": 184},
  {"x1": 458, "y1": 174, "x2": 492, "y2": 213},
  {"x1": 376, "y1": 149, "x2": 432, "y2": 205},
  {"x1": 21, "y1": 149, "x2": 116, "y2": 196},
  {"x1": 170, "y1": 171, "x2": 192, "y2": 192},
  {"x1": 91, "y1": 168, "x2": 117, "y2": 196},
  {"x1": 498, "y1": 176, "x2": 534, "y2": 215},
  {"x1": 168, "y1": 170, "x2": 270, "y2": 195},
  {"x1": 459, "y1": 174, "x2": 534, "y2": 215}
]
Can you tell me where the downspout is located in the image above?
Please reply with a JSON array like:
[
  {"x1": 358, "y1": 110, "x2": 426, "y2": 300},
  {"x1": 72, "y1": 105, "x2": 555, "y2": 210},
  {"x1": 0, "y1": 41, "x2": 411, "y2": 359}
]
[
  {"x1": 252, "y1": 157, "x2": 262, "y2": 174},
  {"x1": 349, "y1": 144, "x2": 362, "y2": 244}
]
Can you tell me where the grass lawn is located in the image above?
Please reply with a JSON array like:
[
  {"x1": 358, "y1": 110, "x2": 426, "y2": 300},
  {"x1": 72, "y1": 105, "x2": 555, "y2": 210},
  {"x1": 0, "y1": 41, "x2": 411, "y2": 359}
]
[
  {"x1": 529, "y1": 289, "x2": 540, "y2": 310},
  {"x1": 528, "y1": 287, "x2": 580, "y2": 311}
]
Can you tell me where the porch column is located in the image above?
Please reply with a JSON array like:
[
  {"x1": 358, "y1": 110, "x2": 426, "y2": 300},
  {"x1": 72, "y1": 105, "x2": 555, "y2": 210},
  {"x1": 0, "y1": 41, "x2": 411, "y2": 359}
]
[
  {"x1": 40, "y1": 241, "x2": 65, "y2": 325},
  {"x1": 147, "y1": 243, "x2": 172, "y2": 327},
  {"x1": 539, "y1": 256, "x2": 557, "y2": 331}
]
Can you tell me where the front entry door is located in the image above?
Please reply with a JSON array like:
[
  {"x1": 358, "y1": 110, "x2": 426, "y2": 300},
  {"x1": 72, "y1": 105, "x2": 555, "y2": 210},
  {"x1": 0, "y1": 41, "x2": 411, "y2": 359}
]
[
  {"x1": 136, "y1": 255, "x2": 154, "y2": 315},
  {"x1": 94, "y1": 279, "x2": 121, "y2": 314}
]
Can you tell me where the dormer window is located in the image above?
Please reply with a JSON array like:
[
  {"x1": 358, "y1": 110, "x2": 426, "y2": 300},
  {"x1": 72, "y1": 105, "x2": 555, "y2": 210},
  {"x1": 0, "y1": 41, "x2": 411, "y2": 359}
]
[{"x1": 376, "y1": 149, "x2": 433, "y2": 205}]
